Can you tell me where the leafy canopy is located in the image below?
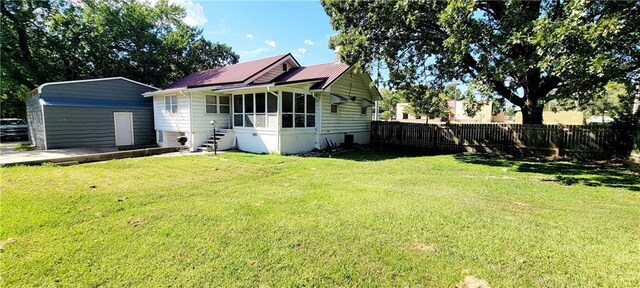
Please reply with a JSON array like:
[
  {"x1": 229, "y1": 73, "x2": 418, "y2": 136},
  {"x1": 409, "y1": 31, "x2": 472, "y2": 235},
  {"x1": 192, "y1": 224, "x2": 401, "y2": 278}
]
[
  {"x1": 322, "y1": 0, "x2": 640, "y2": 124},
  {"x1": 1, "y1": 0, "x2": 239, "y2": 118}
]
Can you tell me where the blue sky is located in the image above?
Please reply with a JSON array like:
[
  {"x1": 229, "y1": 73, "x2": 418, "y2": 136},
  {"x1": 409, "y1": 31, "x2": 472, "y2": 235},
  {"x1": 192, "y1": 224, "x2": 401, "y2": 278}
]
[{"x1": 172, "y1": 0, "x2": 338, "y2": 66}]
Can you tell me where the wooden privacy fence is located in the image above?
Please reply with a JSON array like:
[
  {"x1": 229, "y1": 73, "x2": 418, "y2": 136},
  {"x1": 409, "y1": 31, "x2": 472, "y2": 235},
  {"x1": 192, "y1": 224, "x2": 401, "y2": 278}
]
[{"x1": 371, "y1": 121, "x2": 628, "y2": 159}]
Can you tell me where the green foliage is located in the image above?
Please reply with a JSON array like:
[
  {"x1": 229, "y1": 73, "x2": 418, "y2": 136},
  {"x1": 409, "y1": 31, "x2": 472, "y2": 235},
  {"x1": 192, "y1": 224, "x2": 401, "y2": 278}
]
[
  {"x1": 379, "y1": 88, "x2": 405, "y2": 119},
  {"x1": 1, "y1": 152, "x2": 639, "y2": 286},
  {"x1": 463, "y1": 93, "x2": 481, "y2": 118},
  {"x1": 405, "y1": 85, "x2": 450, "y2": 123},
  {"x1": 322, "y1": 0, "x2": 640, "y2": 124},
  {"x1": 443, "y1": 83, "x2": 462, "y2": 100},
  {"x1": 583, "y1": 81, "x2": 632, "y2": 120},
  {"x1": 1, "y1": 0, "x2": 239, "y2": 118},
  {"x1": 379, "y1": 110, "x2": 392, "y2": 120}
]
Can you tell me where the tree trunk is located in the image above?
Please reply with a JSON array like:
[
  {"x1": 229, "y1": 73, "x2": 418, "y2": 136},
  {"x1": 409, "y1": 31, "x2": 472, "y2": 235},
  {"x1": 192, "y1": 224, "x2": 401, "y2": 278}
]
[{"x1": 521, "y1": 103, "x2": 544, "y2": 124}]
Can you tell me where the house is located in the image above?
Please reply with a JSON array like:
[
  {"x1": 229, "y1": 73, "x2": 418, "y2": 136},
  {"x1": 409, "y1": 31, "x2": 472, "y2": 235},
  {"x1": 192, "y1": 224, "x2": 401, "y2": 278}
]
[
  {"x1": 143, "y1": 53, "x2": 381, "y2": 154},
  {"x1": 514, "y1": 111, "x2": 585, "y2": 124},
  {"x1": 395, "y1": 100, "x2": 492, "y2": 123},
  {"x1": 26, "y1": 77, "x2": 158, "y2": 149}
]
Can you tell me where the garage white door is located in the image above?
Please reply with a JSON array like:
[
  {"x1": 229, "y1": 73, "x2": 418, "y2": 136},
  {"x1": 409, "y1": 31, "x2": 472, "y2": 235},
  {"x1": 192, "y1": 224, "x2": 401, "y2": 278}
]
[{"x1": 114, "y1": 112, "x2": 134, "y2": 146}]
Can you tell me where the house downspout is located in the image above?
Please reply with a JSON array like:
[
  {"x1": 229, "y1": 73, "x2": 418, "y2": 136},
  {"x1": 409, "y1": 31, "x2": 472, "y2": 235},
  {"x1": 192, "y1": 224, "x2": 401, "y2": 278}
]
[
  {"x1": 374, "y1": 101, "x2": 379, "y2": 121},
  {"x1": 315, "y1": 91, "x2": 322, "y2": 150}
]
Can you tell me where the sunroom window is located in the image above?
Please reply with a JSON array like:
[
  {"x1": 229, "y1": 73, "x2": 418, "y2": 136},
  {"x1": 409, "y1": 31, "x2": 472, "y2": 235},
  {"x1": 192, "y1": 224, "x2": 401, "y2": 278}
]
[
  {"x1": 282, "y1": 92, "x2": 315, "y2": 128},
  {"x1": 233, "y1": 93, "x2": 279, "y2": 128}
]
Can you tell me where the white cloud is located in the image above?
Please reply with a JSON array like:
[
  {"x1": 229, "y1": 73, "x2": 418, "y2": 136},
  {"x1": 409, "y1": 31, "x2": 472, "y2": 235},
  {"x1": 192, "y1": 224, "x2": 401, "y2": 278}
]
[
  {"x1": 146, "y1": 0, "x2": 208, "y2": 26},
  {"x1": 246, "y1": 33, "x2": 253, "y2": 39},
  {"x1": 265, "y1": 40, "x2": 277, "y2": 47},
  {"x1": 304, "y1": 39, "x2": 314, "y2": 45},
  {"x1": 238, "y1": 47, "x2": 271, "y2": 59},
  {"x1": 297, "y1": 48, "x2": 307, "y2": 54}
]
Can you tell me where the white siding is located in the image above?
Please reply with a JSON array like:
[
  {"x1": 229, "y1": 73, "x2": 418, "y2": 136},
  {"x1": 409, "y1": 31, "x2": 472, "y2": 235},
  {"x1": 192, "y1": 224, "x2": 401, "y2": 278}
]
[
  {"x1": 153, "y1": 94, "x2": 190, "y2": 132},
  {"x1": 190, "y1": 92, "x2": 232, "y2": 133},
  {"x1": 316, "y1": 71, "x2": 376, "y2": 148},
  {"x1": 319, "y1": 72, "x2": 373, "y2": 134},
  {"x1": 234, "y1": 128, "x2": 279, "y2": 153},
  {"x1": 281, "y1": 129, "x2": 315, "y2": 154}
]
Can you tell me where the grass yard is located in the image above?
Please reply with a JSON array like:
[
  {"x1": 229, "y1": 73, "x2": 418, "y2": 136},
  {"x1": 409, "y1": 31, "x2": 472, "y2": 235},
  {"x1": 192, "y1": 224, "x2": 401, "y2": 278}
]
[{"x1": 1, "y1": 151, "x2": 639, "y2": 287}]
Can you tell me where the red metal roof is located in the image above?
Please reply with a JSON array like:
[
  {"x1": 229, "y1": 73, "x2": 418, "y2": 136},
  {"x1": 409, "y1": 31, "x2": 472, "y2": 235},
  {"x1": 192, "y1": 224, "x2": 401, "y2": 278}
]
[
  {"x1": 272, "y1": 62, "x2": 351, "y2": 90},
  {"x1": 166, "y1": 54, "x2": 291, "y2": 89}
]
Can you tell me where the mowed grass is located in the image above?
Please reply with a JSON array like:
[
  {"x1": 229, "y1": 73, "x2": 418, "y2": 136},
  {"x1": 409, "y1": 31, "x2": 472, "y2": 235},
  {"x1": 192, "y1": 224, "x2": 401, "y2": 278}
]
[{"x1": 1, "y1": 151, "x2": 639, "y2": 287}]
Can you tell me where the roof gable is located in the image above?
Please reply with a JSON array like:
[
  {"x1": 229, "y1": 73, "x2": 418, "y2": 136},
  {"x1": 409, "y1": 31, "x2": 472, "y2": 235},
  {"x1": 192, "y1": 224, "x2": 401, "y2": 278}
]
[
  {"x1": 166, "y1": 53, "x2": 299, "y2": 89},
  {"x1": 272, "y1": 62, "x2": 351, "y2": 89}
]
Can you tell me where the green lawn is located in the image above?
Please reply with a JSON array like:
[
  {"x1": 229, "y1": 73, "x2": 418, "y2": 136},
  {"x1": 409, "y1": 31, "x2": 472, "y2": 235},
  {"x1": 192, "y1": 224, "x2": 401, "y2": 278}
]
[{"x1": 1, "y1": 151, "x2": 639, "y2": 287}]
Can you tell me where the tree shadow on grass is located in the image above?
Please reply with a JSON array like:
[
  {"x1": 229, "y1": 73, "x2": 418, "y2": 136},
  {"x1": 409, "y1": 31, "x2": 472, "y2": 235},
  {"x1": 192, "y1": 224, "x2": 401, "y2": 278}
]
[
  {"x1": 454, "y1": 154, "x2": 640, "y2": 192},
  {"x1": 325, "y1": 147, "x2": 451, "y2": 162}
]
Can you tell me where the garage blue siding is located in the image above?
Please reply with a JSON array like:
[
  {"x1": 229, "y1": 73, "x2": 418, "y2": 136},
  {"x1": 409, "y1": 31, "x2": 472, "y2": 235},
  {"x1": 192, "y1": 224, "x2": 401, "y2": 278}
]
[
  {"x1": 43, "y1": 106, "x2": 154, "y2": 149},
  {"x1": 27, "y1": 77, "x2": 157, "y2": 149}
]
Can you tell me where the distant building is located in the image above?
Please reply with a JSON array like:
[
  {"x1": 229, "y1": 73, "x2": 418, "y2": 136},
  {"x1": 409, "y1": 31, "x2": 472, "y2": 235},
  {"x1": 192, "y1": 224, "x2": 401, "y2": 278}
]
[
  {"x1": 515, "y1": 111, "x2": 584, "y2": 125},
  {"x1": 395, "y1": 101, "x2": 492, "y2": 123}
]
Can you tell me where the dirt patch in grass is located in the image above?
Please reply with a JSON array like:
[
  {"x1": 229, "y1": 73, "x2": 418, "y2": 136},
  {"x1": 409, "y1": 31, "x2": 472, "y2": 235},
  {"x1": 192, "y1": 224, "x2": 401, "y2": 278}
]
[
  {"x1": 458, "y1": 275, "x2": 490, "y2": 288},
  {"x1": 411, "y1": 241, "x2": 436, "y2": 253},
  {"x1": 128, "y1": 218, "x2": 145, "y2": 228}
]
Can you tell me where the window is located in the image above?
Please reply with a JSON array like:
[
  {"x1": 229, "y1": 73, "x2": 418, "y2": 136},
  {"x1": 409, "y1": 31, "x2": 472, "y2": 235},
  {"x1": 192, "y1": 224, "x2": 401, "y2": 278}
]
[
  {"x1": 282, "y1": 92, "x2": 315, "y2": 128},
  {"x1": 219, "y1": 96, "x2": 230, "y2": 113},
  {"x1": 205, "y1": 95, "x2": 230, "y2": 114},
  {"x1": 267, "y1": 92, "x2": 278, "y2": 128},
  {"x1": 283, "y1": 63, "x2": 288, "y2": 72},
  {"x1": 255, "y1": 93, "x2": 266, "y2": 128},
  {"x1": 233, "y1": 95, "x2": 243, "y2": 127},
  {"x1": 282, "y1": 92, "x2": 294, "y2": 128},
  {"x1": 330, "y1": 104, "x2": 338, "y2": 113},
  {"x1": 233, "y1": 93, "x2": 279, "y2": 128},
  {"x1": 165, "y1": 96, "x2": 178, "y2": 113},
  {"x1": 361, "y1": 107, "x2": 367, "y2": 115},
  {"x1": 157, "y1": 130, "x2": 163, "y2": 143},
  {"x1": 244, "y1": 94, "x2": 254, "y2": 127},
  {"x1": 402, "y1": 113, "x2": 408, "y2": 119},
  {"x1": 205, "y1": 95, "x2": 217, "y2": 113}
]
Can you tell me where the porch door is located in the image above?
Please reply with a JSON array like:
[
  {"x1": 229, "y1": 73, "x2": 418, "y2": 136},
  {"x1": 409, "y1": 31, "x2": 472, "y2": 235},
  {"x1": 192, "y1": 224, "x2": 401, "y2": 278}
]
[{"x1": 114, "y1": 112, "x2": 134, "y2": 146}]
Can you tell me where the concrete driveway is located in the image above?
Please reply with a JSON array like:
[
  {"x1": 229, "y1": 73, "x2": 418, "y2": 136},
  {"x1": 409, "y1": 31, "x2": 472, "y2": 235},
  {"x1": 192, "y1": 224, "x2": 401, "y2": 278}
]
[{"x1": 0, "y1": 141, "x2": 117, "y2": 165}]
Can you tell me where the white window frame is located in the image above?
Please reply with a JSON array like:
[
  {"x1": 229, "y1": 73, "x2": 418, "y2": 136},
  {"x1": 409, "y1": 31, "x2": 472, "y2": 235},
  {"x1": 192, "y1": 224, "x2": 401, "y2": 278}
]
[
  {"x1": 283, "y1": 92, "x2": 315, "y2": 129},
  {"x1": 219, "y1": 96, "x2": 230, "y2": 114},
  {"x1": 330, "y1": 104, "x2": 338, "y2": 114},
  {"x1": 233, "y1": 93, "x2": 278, "y2": 129},
  {"x1": 205, "y1": 95, "x2": 217, "y2": 114},
  {"x1": 165, "y1": 96, "x2": 178, "y2": 114}
]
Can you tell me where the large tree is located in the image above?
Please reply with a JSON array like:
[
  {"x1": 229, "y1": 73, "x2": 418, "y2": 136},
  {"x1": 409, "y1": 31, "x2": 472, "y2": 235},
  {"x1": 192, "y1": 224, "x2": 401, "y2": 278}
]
[
  {"x1": 1, "y1": 0, "x2": 239, "y2": 118},
  {"x1": 322, "y1": 0, "x2": 640, "y2": 124}
]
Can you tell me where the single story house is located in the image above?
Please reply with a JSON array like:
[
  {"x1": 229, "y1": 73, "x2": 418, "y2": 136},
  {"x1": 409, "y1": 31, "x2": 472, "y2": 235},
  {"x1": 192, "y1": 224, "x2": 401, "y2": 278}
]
[
  {"x1": 144, "y1": 53, "x2": 381, "y2": 154},
  {"x1": 26, "y1": 77, "x2": 158, "y2": 149}
]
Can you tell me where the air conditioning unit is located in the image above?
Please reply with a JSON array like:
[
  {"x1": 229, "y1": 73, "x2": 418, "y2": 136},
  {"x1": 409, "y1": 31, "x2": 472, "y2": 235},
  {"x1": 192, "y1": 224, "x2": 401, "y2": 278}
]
[
  {"x1": 330, "y1": 94, "x2": 348, "y2": 105},
  {"x1": 361, "y1": 99, "x2": 374, "y2": 108}
]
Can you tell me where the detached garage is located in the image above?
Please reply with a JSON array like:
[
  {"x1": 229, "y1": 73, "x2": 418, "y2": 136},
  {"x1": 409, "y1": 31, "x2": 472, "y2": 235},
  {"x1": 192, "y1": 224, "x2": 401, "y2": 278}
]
[{"x1": 26, "y1": 77, "x2": 158, "y2": 150}]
